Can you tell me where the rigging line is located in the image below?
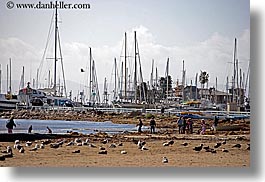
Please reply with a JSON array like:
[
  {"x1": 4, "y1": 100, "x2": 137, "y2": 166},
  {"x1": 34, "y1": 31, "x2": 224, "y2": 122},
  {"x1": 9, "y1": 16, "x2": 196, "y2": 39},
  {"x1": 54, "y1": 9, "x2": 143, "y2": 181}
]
[
  {"x1": 38, "y1": 12, "x2": 54, "y2": 80},
  {"x1": 57, "y1": 30, "x2": 67, "y2": 97}
]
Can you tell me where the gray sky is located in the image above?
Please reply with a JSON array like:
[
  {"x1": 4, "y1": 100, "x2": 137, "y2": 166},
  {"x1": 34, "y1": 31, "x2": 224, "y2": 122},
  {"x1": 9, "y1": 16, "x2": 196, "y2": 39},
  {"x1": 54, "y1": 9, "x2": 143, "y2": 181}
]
[{"x1": 0, "y1": 0, "x2": 250, "y2": 97}]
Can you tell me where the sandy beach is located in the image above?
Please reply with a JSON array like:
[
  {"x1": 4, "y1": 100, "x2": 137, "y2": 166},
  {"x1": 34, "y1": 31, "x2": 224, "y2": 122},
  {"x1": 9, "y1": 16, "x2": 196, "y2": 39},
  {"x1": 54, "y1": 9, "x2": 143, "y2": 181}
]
[{"x1": 0, "y1": 110, "x2": 250, "y2": 167}]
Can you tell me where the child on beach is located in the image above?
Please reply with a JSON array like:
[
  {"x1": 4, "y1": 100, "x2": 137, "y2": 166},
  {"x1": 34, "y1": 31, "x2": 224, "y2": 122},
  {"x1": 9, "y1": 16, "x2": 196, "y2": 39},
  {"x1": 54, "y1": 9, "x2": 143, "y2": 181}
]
[
  {"x1": 6, "y1": 116, "x2": 16, "y2": 134},
  {"x1": 200, "y1": 119, "x2": 206, "y2": 135}
]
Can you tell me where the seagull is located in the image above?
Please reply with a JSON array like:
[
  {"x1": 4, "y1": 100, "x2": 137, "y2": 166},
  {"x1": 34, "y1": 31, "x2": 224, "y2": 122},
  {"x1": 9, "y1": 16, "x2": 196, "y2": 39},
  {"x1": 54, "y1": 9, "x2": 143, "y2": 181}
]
[
  {"x1": 19, "y1": 147, "x2": 25, "y2": 153},
  {"x1": 14, "y1": 140, "x2": 20, "y2": 145},
  {"x1": 232, "y1": 144, "x2": 241, "y2": 148},
  {"x1": 98, "y1": 150, "x2": 107, "y2": 154},
  {"x1": 247, "y1": 144, "x2": 250, "y2": 150},
  {"x1": 109, "y1": 143, "x2": 116, "y2": 148},
  {"x1": 101, "y1": 139, "x2": 108, "y2": 144},
  {"x1": 163, "y1": 142, "x2": 170, "y2": 147},
  {"x1": 181, "y1": 142, "x2": 188, "y2": 146},
  {"x1": 162, "y1": 157, "x2": 168, "y2": 163},
  {"x1": 168, "y1": 140, "x2": 174, "y2": 145},
  {"x1": 72, "y1": 149, "x2": 80, "y2": 153},
  {"x1": 203, "y1": 146, "x2": 210, "y2": 150},
  {"x1": 50, "y1": 143, "x2": 60, "y2": 148},
  {"x1": 118, "y1": 142, "x2": 123, "y2": 146},
  {"x1": 6, "y1": 146, "x2": 12, "y2": 154},
  {"x1": 222, "y1": 149, "x2": 229, "y2": 152},
  {"x1": 214, "y1": 142, "x2": 222, "y2": 148},
  {"x1": 222, "y1": 140, "x2": 227, "y2": 145},
  {"x1": 26, "y1": 141, "x2": 32, "y2": 147},
  {"x1": 66, "y1": 141, "x2": 74, "y2": 146},
  {"x1": 99, "y1": 146, "x2": 105, "y2": 150},
  {"x1": 89, "y1": 143, "x2": 96, "y2": 148},
  {"x1": 121, "y1": 150, "x2": 127, "y2": 154},
  {"x1": 141, "y1": 146, "x2": 148, "y2": 151},
  {"x1": 193, "y1": 144, "x2": 203, "y2": 152}
]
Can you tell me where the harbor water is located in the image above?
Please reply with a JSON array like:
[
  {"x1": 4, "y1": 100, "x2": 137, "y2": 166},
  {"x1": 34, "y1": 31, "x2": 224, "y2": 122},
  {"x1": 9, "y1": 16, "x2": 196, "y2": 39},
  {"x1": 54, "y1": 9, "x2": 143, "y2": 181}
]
[{"x1": 0, "y1": 119, "x2": 141, "y2": 134}]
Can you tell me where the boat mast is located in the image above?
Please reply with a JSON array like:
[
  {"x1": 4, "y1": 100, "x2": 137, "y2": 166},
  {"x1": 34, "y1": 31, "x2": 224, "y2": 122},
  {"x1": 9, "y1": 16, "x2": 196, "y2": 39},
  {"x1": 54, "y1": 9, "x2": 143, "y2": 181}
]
[
  {"x1": 89, "y1": 47, "x2": 92, "y2": 102},
  {"x1": 0, "y1": 64, "x2": 1, "y2": 93},
  {"x1": 114, "y1": 57, "x2": 117, "y2": 100},
  {"x1": 6, "y1": 64, "x2": 8, "y2": 93},
  {"x1": 53, "y1": 1, "x2": 58, "y2": 95},
  {"x1": 166, "y1": 58, "x2": 169, "y2": 103},
  {"x1": 232, "y1": 38, "x2": 237, "y2": 103},
  {"x1": 124, "y1": 32, "x2": 127, "y2": 100},
  {"x1": 134, "y1": 31, "x2": 137, "y2": 103},
  {"x1": 9, "y1": 58, "x2": 11, "y2": 94},
  {"x1": 182, "y1": 60, "x2": 185, "y2": 101}
]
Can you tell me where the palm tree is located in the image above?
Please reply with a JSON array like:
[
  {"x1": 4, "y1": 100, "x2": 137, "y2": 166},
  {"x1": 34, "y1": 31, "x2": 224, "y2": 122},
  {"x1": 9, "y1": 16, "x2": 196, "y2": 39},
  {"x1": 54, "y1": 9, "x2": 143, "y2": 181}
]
[{"x1": 199, "y1": 71, "x2": 209, "y2": 99}]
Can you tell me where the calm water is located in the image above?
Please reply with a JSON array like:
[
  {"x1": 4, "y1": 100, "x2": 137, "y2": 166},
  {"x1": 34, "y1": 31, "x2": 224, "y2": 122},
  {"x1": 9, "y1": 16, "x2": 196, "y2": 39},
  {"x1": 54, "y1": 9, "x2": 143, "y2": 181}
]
[{"x1": 0, "y1": 119, "x2": 143, "y2": 134}]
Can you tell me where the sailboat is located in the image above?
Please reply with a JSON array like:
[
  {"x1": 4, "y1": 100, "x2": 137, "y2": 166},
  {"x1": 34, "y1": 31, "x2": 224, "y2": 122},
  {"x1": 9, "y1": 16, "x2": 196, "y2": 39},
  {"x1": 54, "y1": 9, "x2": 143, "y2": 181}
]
[
  {"x1": 18, "y1": 1, "x2": 72, "y2": 108},
  {"x1": 111, "y1": 31, "x2": 159, "y2": 109},
  {"x1": 0, "y1": 60, "x2": 20, "y2": 111}
]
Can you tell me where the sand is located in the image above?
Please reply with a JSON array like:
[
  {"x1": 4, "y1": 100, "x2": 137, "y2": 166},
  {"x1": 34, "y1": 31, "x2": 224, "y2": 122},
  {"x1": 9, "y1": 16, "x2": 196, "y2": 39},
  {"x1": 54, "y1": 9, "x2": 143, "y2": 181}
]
[{"x1": 0, "y1": 133, "x2": 250, "y2": 167}]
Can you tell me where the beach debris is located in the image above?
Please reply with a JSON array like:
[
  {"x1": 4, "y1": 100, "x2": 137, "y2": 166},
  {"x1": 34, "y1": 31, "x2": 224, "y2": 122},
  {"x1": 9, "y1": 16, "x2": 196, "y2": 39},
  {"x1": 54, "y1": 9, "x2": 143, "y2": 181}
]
[
  {"x1": 193, "y1": 144, "x2": 203, "y2": 152},
  {"x1": 162, "y1": 157, "x2": 168, "y2": 163},
  {"x1": 98, "y1": 150, "x2": 107, "y2": 154},
  {"x1": 121, "y1": 150, "x2": 127, "y2": 154},
  {"x1": 72, "y1": 150, "x2": 80, "y2": 153},
  {"x1": 232, "y1": 144, "x2": 241, "y2": 148}
]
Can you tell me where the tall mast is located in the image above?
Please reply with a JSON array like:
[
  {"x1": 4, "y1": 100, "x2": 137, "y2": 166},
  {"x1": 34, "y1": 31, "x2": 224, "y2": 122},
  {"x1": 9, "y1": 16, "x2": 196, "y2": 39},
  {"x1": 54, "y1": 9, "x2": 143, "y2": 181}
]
[
  {"x1": 124, "y1": 32, "x2": 127, "y2": 100},
  {"x1": 120, "y1": 61, "x2": 123, "y2": 99},
  {"x1": 89, "y1": 47, "x2": 92, "y2": 102},
  {"x1": 0, "y1": 64, "x2": 1, "y2": 93},
  {"x1": 232, "y1": 38, "x2": 237, "y2": 103},
  {"x1": 6, "y1": 64, "x2": 8, "y2": 93},
  {"x1": 182, "y1": 60, "x2": 185, "y2": 101},
  {"x1": 195, "y1": 73, "x2": 198, "y2": 100},
  {"x1": 54, "y1": 1, "x2": 58, "y2": 95},
  {"x1": 166, "y1": 58, "x2": 169, "y2": 100},
  {"x1": 134, "y1": 31, "x2": 137, "y2": 102},
  {"x1": 9, "y1": 58, "x2": 12, "y2": 93},
  {"x1": 114, "y1": 57, "x2": 117, "y2": 100}
]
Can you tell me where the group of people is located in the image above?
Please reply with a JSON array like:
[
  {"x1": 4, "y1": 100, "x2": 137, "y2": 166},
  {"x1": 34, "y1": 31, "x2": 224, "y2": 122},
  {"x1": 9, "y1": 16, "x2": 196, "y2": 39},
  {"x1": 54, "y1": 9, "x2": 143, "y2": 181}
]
[
  {"x1": 5, "y1": 116, "x2": 52, "y2": 134},
  {"x1": 136, "y1": 115, "x2": 218, "y2": 135},
  {"x1": 177, "y1": 117, "x2": 194, "y2": 134}
]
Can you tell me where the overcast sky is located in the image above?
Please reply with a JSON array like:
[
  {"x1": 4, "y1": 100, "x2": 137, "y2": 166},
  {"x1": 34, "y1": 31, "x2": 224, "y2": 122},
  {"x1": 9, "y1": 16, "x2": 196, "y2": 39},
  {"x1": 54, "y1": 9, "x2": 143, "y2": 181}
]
[{"x1": 0, "y1": 0, "x2": 250, "y2": 97}]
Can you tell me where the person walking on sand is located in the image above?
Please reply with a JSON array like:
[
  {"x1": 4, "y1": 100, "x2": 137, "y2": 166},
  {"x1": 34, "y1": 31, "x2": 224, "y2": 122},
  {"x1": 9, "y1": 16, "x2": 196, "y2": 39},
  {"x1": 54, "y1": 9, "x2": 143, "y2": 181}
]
[
  {"x1": 212, "y1": 116, "x2": 218, "y2": 132},
  {"x1": 150, "y1": 117, "x2": 156, "y2": 134},
  {"x1": 47, "y1": 126, "x2": 52, "y2": 134},
  {"x1": 6, "y1": 116, "x2": 16, "y2": 134},
  {"x1": 136, "y1": 119, "x2": 143, "y2": 133}
]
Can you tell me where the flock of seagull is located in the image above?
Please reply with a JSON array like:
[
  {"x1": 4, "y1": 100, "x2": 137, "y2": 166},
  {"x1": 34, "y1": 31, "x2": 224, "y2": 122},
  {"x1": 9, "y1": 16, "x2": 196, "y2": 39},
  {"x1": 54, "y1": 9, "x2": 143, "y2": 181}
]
[{"x1": 0, "y1": 137, "x2": 250, "y2": 164}]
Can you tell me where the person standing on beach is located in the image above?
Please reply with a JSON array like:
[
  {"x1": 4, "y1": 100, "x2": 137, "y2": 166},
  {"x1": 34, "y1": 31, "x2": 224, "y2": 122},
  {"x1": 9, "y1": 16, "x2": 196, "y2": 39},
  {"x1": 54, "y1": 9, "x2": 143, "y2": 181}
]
[
  {"x1": 6, "y1": 116, "x2": 16, "y2": 134},
  {"x1": 200, "y1": 119, "x2": 206, "y2": 135},
  {"x1": 177, "y1": 117, "x2": 183, "y2": 134},
  {"x1": 150, "y1": 117, "x2": 156, "y2": 134},
  {"x1": 213, "y1": 116, "x2": 218, "y2": 132},
  {"x1": 136, "y1": 119, "x2": 143, "y2": 133}
]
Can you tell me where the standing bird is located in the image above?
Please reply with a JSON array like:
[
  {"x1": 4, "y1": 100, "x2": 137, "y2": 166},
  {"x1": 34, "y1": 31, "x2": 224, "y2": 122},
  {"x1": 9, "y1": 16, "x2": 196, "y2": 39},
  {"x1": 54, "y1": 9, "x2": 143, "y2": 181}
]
[
  {"x1": 232, "y1": 144, "x2": 241, "y2": 148},
  {"x1": 28, "y1": 125, "x2": 33, "y2": 133},
  {"x1": 193, "y1": 144, "x2": 203, "y2": 152},
  {"x1": 214, "y1": 142, "x2": 222, "y2": 148},
  {"x1": 162, "y1": 157, "x2": 168, "y2": 163}
]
